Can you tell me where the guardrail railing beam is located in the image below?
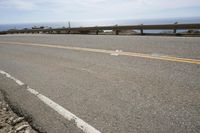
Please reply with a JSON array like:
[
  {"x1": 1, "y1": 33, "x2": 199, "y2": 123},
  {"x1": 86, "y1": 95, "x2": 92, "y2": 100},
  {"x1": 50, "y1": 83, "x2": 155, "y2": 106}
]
[{"x1": 0, "y1": 23, "x2": 199, "y2": 35}]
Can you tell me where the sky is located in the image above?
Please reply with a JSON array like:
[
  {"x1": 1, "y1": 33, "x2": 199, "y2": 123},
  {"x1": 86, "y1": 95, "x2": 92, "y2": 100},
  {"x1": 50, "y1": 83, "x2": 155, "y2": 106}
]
[{"x1": 0, "y1": 0, "x2": 200, "y2": 24}]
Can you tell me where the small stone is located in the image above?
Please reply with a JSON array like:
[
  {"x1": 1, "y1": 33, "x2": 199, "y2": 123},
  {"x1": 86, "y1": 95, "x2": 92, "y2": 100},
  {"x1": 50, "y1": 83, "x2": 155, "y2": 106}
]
[
  {"x1": 6, "y1": 117, "x2": 14, "y2": 124},
  {"x1": 2, "y1": 107, "x2": 8, "y2": 111},
  {"x1": 16, "y1": 125, "x2": 29, "y2": 132},
  {"x1": 24, "y1": 127, "x2": 31, "y2": 133},
  {"x1": 0, "y1": 122, "x2": 6, "y2": 129},
  {"x1": 6, "y1": 104, "x2": 9, "y2": 108},
  {"x1": 8, "y1": 130, "x2": 15, "y2": 133},
  {"x1": 11, "y1": 117, "x2": 24, "y2": 126},
  {"x1": 6, "y1": 127, "x2": 14, "y2": 133}
]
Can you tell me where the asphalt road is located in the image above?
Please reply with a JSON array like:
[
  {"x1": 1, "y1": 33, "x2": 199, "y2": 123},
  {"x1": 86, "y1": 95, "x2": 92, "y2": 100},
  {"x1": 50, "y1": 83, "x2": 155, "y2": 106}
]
[{"x1": 0, "y1": 34, "x2": 200, "y2": 133}]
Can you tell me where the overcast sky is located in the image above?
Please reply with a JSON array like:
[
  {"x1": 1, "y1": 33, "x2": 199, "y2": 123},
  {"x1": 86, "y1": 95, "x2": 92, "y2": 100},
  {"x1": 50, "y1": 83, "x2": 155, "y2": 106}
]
[{"x1": 0, "y1": 0, "x2": 200, "y2": 24}]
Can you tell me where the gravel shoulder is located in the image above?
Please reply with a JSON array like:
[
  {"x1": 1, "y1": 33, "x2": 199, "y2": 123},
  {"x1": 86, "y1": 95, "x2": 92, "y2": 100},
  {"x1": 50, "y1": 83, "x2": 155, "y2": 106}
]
[{"x1": 0, "y1": 91, "x2": 38, "y2": 133}]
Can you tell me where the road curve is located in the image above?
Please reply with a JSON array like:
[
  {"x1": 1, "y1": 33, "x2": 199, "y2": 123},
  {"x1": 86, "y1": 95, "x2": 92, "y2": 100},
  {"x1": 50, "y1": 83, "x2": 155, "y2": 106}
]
[{"x1": 0, "y1": 34, "x2": 200, "y2": 133}]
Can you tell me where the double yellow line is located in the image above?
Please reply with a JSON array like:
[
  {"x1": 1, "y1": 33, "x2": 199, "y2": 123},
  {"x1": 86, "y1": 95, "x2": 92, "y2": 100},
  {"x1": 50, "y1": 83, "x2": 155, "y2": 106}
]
[{"x1": 0, "y1": 41, "x2": 200, "y2": 65}]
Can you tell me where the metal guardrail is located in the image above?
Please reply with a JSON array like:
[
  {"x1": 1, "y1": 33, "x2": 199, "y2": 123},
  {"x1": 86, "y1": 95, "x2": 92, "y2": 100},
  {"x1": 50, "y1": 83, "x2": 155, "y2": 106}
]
[{"x1": 0, "y1": 23, "x2": 200, "y2": 35}]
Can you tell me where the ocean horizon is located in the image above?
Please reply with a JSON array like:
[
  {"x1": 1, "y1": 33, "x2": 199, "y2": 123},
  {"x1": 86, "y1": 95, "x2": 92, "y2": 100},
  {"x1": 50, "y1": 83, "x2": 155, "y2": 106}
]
[{"x1": 0, "y1": 17, "x2": 200, "y2": 32}]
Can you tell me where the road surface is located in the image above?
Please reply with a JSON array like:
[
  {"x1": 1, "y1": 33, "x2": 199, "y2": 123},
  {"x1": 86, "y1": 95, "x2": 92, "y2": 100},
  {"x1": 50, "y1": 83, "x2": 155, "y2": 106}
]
[{"x1": 0, "y1": 34, "x2": 200, "y2": 133}]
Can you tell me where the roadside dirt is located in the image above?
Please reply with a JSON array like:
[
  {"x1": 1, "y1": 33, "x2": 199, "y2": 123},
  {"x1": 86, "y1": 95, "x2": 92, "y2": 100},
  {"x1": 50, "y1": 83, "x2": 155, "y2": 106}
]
[{"x1": 0, "y1": 91, "x2": 38, "y2": 133}]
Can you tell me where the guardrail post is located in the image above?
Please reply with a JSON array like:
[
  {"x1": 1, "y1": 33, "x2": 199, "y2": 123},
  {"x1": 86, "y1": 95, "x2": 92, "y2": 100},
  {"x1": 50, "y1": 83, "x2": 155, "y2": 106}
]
[
  {"x1": 140, "y1": 24, "x2": 144, "y2": 35},
  {"x1": 68, "y1": 26, "x2": 71, "y2": 34},
  {"x1": 114, "y1": 25, "x2": 119, "y2": 35},
  {"x1": 115, "y1": 30, "x2": 119, "y2": 35},
  {"x1": 96, "y1": 30, "x2": 99, "y2": 35},
  {"x1": 173, "y1": 22, "x2": 178, "y2": 34}
]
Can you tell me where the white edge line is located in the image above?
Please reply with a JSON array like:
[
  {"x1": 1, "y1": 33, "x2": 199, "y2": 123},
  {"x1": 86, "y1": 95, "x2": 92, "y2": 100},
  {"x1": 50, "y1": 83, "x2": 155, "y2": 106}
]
[
  {"x1": 0, "y1": 70, "x2": 101, "y2": 133},
  {"x1": 0, "y1": 70, "x2": 24, "y2": 86}
]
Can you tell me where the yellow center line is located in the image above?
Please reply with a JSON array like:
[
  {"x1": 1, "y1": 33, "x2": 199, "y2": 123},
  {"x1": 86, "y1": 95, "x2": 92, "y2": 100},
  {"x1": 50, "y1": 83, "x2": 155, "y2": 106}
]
[{"x1": 0, "y1": 41, "x2": 200, "y2": 65}]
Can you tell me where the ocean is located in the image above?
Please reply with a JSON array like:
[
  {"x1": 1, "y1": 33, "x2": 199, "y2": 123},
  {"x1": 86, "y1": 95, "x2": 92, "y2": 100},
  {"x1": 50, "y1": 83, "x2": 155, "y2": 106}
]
[{"x1": 0, "y1": 17, "x2": 200, "y2": 33}]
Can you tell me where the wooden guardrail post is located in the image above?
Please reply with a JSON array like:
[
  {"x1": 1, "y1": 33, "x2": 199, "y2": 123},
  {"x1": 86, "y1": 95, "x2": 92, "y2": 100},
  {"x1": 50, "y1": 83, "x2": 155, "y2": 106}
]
[
  {"x1": 68, "y1": 24, "x2": 71, "y2": 34},
  {"x1": 114, "y1": 25, "x2": 119, "y2": 35},
  {"x1": 115, "y1": 30, "x2": 119, "y2": 35},
  {"x1": 96, "y1": 30, "x2": 99, "y2": 35},
  {"x1": 95, "y1": 26, "x2": 99, "y2": 35},
  {"x1": 67, "y1": 22, "x2": 71, "y2": 34},
  {"x1": 140, "y1": 24, "x2": 144, "y2": 35},
  {"x1": 173, "y1": 22, "x2": 178, "y2": 34}
]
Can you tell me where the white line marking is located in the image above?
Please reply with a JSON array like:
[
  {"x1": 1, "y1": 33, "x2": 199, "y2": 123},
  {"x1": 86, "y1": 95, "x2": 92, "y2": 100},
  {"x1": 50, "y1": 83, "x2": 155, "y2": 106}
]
[
  {"x1": 0, "y1": 70, "x2": 24, "y2": 86},
  {"x1": 35, "y1": 94, "x2": 100, "y2": 133},
  {"x1": 27, "y1": 87, "x2": 39, "y2": 95},
  {"x1": 0, "y1": 70, "x2": 101, "y2": 133}
]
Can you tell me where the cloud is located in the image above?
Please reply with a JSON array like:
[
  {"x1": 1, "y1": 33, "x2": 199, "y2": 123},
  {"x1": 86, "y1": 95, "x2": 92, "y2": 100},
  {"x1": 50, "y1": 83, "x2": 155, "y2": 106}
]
[
  {"x1": 139, "y1": 0, "x2": 200, "y2": 9},
  {"x1": 1, "y1": 0, "x2": 200, "y2": 11},
  {"x1": 0, "y1": 0, "x2": 36, "y2": 10},
  {"x1": 0, "y1": 0, "x2": 200, "y2": 23}
]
